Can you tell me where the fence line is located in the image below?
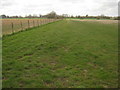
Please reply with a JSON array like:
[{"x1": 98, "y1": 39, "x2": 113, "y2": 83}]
[{"x1": 2, "y1": 19, "x2": 60, "y2": 36}]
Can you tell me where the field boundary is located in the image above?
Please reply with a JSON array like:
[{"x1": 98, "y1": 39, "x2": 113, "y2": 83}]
[{"x1": 2, "y1": 19, "x2": 62, "y2": 37}]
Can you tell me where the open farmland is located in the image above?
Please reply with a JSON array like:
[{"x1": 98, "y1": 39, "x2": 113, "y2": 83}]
[
  {"x1": 2, "y1": 19, "x2": 58, "y2": 35},
  {"x1": 2, "y1": 20, "x2": 118, "y2": 88}
]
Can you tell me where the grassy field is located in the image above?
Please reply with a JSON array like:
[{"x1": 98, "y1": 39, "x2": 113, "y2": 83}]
[{"x1": 2, "y1": 20, "x2": 118, "y2": 88}]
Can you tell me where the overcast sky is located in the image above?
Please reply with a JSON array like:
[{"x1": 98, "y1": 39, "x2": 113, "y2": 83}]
[{"x1": 0, "y1": 0, "x2": 119, "y2": 16}]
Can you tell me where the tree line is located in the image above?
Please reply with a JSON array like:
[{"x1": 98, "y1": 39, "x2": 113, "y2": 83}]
[
  {"x1": 0, "y1": 11, "x2": 63, "y2": 19},
  {"x1": 0, "y1": 11, "x2": 119, "y2": 20}
]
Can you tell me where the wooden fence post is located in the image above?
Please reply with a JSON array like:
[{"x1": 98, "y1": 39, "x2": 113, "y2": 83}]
[
  {"x1": 28, "y1": 20, "x2": 30, "y2": 28},
  {"x1": 45, "y1": 19, "x2": 46, "y2": 24},
  {"x1": 41, "y1": 20, "x2": 43, "y2": 24},
  {"x1": 11, "y1": 22, "x2": 14, "y2": 34},
  {"x1": 33, "y1": 20, "x2": 35, "y2": 27},
  {"x1": 42, "y1": 19, "x2": 44, "y2": 24},
  {"x1": 37, "y1": 20, "x2": 39, "y2": 26},
  {"x1": 49, "y1": 19, "x2": 50, "y2": 23},
  {"x1": 34, "y1": 21, "x2": 36, "y2": 26},
  {"x1": 39, "y1": 20, "x2": 41, "y2": 26},
  {"x1": 20, "y1": 21, "x2": 23, "y2": 31}
]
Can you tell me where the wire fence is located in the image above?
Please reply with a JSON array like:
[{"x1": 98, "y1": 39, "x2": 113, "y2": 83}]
[{"x1": 2, "y1": 19, "x2": 60, "y2": 36}]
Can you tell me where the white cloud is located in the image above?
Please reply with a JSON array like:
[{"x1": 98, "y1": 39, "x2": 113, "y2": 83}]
[{"x1": 0, "y1": 0, "x2": 119, "y2": 16}]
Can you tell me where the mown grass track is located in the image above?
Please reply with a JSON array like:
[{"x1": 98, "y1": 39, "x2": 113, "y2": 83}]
[{"x1": 3, "y1": 20, "x2": 118, "y2": 88}]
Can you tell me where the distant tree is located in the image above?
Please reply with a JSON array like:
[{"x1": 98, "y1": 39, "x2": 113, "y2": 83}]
[
  {"x1": 10, "y1": 16, "x2": 18, "y2": 18},
  {"x1": 1, "y1": 14, "x2": 6, "y2": 18},
  {"x1": 71, "y1": 15, "x2": 74, "y2": 18},
  {"x1": 28, "y1": 14, "x2": 32, "y2": 18},
  {"x1": 62, "y1": 14, "x2": 68, "y2": 18},
  {"x1": 6, "y1": 16, "x2": 10, "y2": 18},
  {"x1": 86, "y1": 14, "x2": 88, "y2": 17},
  {"x1": 18, "y1": 16, "x2": 23, "y2": 18},
  {"x1": 114, "y1": 16, "x2": 120, "y2": 20},
  {"x1": 77, "y1": 15, "x2": 81, "y2": 18},
  {"x1": 97, "y1": 14, "x2": 111, "y2": 19},
  {"x1": 39, "y1": 14, "x2": 42, "y2": 18},
  {"x1": 14, "y1": 16, "x2": 18, "y2": 18},
  {"x1": 46, "y1": 11, "x2": 57, "y2": 18},
  {"x1": 100, "y1": 14, "x2": 105, "y2": 18}
]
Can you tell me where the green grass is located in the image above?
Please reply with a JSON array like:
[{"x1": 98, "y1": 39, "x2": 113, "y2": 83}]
[{"x1": 3, "y1": 20, "x2": 118, "y2": 88}]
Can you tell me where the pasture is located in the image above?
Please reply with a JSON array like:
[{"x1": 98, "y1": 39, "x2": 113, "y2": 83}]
[{"x1": 2, "y1": 20, "x2": 118, "y2": 88}]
